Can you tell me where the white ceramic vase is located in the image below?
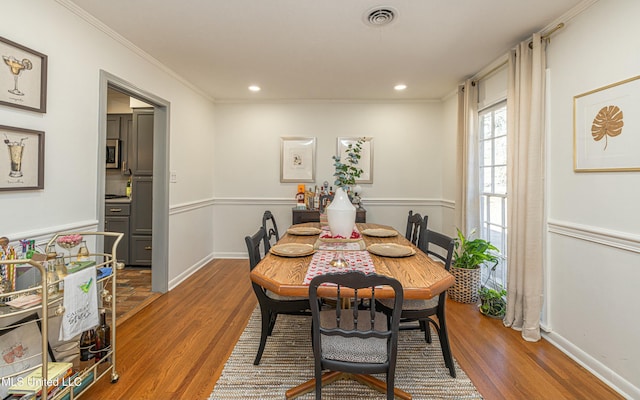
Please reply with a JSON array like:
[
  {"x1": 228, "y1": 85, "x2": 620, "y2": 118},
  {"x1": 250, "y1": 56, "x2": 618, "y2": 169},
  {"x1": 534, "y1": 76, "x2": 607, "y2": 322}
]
[{"x1": 326, "y1": 187, "x2": 356, "y2": 238}]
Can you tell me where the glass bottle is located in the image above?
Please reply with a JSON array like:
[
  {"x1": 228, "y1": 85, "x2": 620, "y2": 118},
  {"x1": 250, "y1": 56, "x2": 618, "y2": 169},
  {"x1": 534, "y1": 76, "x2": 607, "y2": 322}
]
[
  {"x1": 54, "y1": 254, "x2": 67, "y2": 293},
  {"x1": 79, "y1": 328, "x2": 96, "y2": 369},
  {"x1": 94, "y1": 308, "x2": 111, "y2": 362},
  {"x1": 46, "y1": 263, "x2": 59, "y2": 297},
  {"x1": 77, "y1": 241, "x2": 90, "y2": 261}
]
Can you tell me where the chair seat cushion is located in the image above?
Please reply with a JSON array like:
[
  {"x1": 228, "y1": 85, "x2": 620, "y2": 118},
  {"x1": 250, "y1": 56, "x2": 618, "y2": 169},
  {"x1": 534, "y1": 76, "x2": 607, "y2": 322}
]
[
  {"x1": 319, "y1": 309, "x2": 388, "y2": 364},
  {"x1": 266, "y1": 290, "x2": 307, "y2": 301},
  {"x1": 378, "y1": 295, "x2": 439, "y2": 311}
]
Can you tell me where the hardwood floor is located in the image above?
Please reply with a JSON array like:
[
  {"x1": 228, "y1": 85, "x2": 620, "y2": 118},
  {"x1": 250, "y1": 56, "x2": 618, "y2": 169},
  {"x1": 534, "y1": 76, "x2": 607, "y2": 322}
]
[{"x1": 84, "y1": 259, "x2": 622, "y2": 399}]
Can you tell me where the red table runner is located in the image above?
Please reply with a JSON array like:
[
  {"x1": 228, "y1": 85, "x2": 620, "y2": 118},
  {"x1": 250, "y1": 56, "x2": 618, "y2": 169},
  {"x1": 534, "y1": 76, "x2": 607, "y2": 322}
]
[{"x1": 304, "y1": 250, "x2": 376, "y2": 285}]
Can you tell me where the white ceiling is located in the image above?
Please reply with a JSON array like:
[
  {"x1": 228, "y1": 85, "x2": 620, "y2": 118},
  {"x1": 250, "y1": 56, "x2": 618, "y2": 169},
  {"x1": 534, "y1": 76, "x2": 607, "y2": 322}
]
[{"x1": 69, "y1": 0, "x2": 584, "y2": 101}]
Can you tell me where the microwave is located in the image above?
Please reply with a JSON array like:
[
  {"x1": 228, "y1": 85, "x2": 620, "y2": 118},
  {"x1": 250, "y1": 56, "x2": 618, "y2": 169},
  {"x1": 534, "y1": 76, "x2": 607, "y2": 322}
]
[{"x1": 106, "y1": 139, "x2": 120, "y2": 169}]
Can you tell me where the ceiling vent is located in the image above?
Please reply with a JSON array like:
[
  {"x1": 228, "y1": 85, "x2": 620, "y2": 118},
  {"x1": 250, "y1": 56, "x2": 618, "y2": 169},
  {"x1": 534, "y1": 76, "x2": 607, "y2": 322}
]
[{"x1": 364, "y1": 7, "x2": 397, "y2": 27}]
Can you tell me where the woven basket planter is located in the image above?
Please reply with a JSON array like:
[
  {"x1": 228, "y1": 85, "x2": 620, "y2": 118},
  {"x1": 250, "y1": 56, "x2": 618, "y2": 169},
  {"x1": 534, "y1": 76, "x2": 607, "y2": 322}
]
[{"x1": 448, "y1": 266, "x2": 481, "y2": 304}]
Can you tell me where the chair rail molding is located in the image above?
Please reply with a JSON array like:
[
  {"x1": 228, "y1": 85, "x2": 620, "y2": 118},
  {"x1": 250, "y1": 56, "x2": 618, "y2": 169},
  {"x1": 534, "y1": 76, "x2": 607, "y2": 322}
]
[
  {"x1": 6, "y1": 220, "x2": 98, "y2": 247},
  {"x1": 212, "y1": 197, "x2": 454, "y2": 209},
  {"x1": 547, "y1": 219, "x2": 640, "y2": 254},
  {"x1": 170, "y1": 198, "x2": 215, "y2": 215}
]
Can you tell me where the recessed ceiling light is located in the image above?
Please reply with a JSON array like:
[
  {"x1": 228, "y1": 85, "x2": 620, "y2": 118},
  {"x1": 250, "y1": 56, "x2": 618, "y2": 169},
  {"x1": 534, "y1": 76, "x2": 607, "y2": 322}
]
[
  {"x1": 248, "y1": 85, "x2": 261, "y2": 92},
  {"x1": 394, "y1": 84, "x2": 407, "y2": 91}
]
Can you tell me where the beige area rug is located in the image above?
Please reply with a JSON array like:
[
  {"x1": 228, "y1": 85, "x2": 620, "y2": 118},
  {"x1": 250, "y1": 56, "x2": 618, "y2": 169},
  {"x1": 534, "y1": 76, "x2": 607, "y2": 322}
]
[{"x1": 210, "y1": 307, "x2": 482, "y2": 399}]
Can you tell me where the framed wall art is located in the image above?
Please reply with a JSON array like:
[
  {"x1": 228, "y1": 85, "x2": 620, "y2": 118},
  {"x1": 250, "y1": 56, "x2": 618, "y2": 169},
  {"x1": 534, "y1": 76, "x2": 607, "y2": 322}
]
[
  {"x1": 0, "y1": 36, "x2": 47, "y2": 113},
  {"x1": 337, "y1": 137, "x2": 373, "y2": 183},
  {"x1": 0, "y1": 313, "x2": 55, "y2": 399},
  {"x1": 0, "y1": 125, "x2": 45, "y2": 191},
  {"x1": 280, "y1": 137, "x2": 316, "y2": 183},
  {"x1": 574, "y1": 75, "x2": 640, "y2": 172}
]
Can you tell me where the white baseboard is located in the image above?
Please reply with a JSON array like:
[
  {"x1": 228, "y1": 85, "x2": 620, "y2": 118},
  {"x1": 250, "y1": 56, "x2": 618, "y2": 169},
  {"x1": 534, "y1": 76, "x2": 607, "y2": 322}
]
[
  {"x1": 543, "y1": 331, "x2": 638, "y2": 399},
  {"x1": 168, "y1": 252, "x2": 216, "y2": 291}
]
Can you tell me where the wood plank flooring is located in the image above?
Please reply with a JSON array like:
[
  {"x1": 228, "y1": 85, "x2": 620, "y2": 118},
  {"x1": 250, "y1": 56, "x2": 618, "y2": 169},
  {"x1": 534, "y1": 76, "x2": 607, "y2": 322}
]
[{"x1": 83, "y1": 259, "x2": 623, "y2": 399}]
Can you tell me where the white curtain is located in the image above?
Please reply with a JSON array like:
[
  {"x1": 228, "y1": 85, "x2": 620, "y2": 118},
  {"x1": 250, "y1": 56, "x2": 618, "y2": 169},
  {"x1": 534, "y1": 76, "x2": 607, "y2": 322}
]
[
  {"x1": 455, "y1": 79, "x2": 480, "y2": 235},
  {"x1": 504, "y1": 33, "x2": 546, "y2": 342}
]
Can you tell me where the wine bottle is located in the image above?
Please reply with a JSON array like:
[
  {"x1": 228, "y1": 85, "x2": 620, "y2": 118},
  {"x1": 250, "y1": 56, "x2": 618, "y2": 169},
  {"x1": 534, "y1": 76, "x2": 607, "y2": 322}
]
[
  {"x1": 94, "y1": 308, "x2": 111, "y2": 362},
  {"x1": 79, "y1": 328, "x2": 96, "y2": 369}
]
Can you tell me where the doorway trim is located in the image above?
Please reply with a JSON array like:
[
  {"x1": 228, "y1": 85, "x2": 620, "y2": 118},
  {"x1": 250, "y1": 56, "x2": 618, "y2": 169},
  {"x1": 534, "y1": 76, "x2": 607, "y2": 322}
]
[{"x1": 97, "y1": 70, "x2": 169, "y2": 293}]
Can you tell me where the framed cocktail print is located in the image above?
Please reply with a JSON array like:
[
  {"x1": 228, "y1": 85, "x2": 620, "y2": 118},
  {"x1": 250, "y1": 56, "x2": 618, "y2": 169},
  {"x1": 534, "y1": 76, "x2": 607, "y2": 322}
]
[
  {"x1": 0, "y1": 313, "x2": 55, "y2": 399},
  {"x1": 574, "y1": 75, "x2": 640, "y2": 172},
  {"x1": 337, "y1": 137, "x2": 373, "y2": 183},
  {"x1": 0, "y1": 36, "x2": 47, "y2": 113},
  {"x1": 280, "y1": 137, "x2": 316, "y2": 182},
  {"x1": 0, "y1": 125, "x2": 45, "y2": 191}
]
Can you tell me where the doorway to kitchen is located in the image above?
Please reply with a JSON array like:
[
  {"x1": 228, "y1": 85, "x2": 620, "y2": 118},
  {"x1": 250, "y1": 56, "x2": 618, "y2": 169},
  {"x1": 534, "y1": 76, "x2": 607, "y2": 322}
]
[{"x1": 97, "y1": 70, "x2": 170, "y2": 320}]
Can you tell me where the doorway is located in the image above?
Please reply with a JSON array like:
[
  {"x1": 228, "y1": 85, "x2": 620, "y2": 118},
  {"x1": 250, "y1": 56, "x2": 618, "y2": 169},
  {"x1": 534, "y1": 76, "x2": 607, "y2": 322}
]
[{"x1": 97, "y1": 71, "x2": 169, "y2": 309}]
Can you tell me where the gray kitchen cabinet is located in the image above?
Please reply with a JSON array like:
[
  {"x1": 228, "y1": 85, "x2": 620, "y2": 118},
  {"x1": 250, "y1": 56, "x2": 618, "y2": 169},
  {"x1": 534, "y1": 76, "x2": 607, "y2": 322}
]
[
  {"x1": 130, "y1": 108, "x2": 154, "y2": 176},
  {"x1": 130, "y1": 235, "x2": 152, "y2": 265},
  {"x1": 107, "y1": 113, "x2": 133, "y2": 174},
  {"x1": 105, "y1": 201, "x2": 130, "y2": 265},
  {"x1": 131, "y1": 176, "x2": 152, "y2": 235},
  {"x1": 106, "y1": 114, "x2": 120, "y2": 139},
  {"x1": 130, "y1": 175, "x2": 152, "y2": 266}
]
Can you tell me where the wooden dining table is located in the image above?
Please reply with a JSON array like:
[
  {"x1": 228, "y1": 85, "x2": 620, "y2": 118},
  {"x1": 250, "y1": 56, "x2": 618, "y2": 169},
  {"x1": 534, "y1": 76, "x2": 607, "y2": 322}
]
[{"x1": 249, "y1": 222, "x2": 456, "y2": 400}]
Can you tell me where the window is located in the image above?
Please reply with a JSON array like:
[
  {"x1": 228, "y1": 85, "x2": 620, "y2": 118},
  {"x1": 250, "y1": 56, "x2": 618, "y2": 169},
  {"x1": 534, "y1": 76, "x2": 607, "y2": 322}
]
[{"x1": 479, "y1": 102, "x2": 507, "y2": 289}]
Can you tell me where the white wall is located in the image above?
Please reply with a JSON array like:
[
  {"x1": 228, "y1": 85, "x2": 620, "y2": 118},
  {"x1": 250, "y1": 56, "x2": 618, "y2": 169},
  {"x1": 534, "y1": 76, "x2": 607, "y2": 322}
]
[
  {"x1": 2, "y1": 1, "x2": 216, "y2": 287},
  {"x1": 545, "y1": 0, "x2": 640, "y2": 397},
  {"x1": 440, "y1": 92, "x2": 459, "y2": 236},
  {"x1": 212, "y1": 101, "x2": 454, "y2": 256}
]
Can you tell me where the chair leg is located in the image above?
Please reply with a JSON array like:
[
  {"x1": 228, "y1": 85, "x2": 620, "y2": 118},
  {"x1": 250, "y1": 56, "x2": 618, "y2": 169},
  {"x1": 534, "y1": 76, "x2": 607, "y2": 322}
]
[
  {"x1": 420, "y1": 320, "x2": 432, "y2": 343},
  {"x1": 386, "y1": 372, "x2": 394, "y2": 400},
  {"x1": 315, "y1": 366, "x2": 322, "y2": 400},
  {"x1": 254, "y1": 307, "x2": 271, "y2": 365},
  {"x1": 436, "y1": 315, "x2": 456, "y2": 378},
  {"x1": 267, "y1": 312, "x2": 278, "y2": 336}
]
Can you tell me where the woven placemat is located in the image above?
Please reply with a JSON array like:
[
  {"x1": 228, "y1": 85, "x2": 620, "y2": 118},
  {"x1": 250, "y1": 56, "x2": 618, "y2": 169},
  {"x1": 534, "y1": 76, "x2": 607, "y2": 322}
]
[{"x1": 210, "y1": 307, "x2": 483, "y2": 399}]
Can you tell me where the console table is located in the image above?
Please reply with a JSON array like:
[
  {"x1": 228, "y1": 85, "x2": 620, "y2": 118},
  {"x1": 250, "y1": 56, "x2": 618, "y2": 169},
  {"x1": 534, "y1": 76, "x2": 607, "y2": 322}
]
[{"x1": 292, "y1": 207, "x2": 366, "y2": 225}]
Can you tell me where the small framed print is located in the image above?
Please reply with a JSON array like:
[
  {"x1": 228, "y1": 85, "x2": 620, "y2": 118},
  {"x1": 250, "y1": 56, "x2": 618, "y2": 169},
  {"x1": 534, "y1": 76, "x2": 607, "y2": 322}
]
[
  {"x1": 337, "y1": 137, "x2": 373, "y2": 183},
  {"x1": 0, "y1": 36, "x2": 47, "y2": 113},
  {"x1": 280, "y1": 137, "x2": 316, "y2": 183},
  {"x1": 0, "y1": 125, "x2": 45, "y2": 191}
]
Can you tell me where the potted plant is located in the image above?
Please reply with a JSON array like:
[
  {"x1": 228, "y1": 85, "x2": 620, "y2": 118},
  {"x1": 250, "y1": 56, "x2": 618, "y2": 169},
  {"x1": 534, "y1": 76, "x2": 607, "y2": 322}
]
[
  {"x1": 332, "y1": 138, "x2": 364, "y2": 191},
  {"x1": 326, "y1": 138, "x2": 365, "y2": 238},
  {"x1": 478, "y1": 284, "x2": 507, "y2": 318},
  {"x1": 448, "y1": 228, "x2": 500, "y2": 304}
]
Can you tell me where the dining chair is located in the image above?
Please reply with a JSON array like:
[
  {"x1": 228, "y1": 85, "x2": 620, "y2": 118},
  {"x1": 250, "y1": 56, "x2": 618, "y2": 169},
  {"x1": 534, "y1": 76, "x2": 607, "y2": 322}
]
[
  {"x1": 405, "y1": 210, "x2": 428, "y2": 247},
  {"x1": 245, "y1": 227, "x2": 310, "y2": 365},
  {"x1": 309, "y1": 271, "x2": 404, "y2": 400},
  {"x1": 261, "y1": 210, "x2": 280, "y2": 251},
  {"x1": 376, "y1": 228, "x2": 457, "y2": 377}
]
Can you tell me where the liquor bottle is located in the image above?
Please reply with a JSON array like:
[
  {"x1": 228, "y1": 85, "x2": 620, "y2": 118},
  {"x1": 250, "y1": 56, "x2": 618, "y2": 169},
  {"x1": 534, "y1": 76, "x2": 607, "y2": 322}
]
[
  {"x1": 126, "y1": 176, "x2": 132, "y2": 197},
  {"x1": 79, "y1": 328, "x2": 96, "y2": 369},
  {"x1": 54, "y1": 254, "x2": 67, "y2": 293},
  {"x1": 45, "y1": 250, "x2": 59, "y2": 296},
  {"x1": 94, "y1": 308, "x2": 111, "y2": 362},
  {"x1": 46, "y1": 263, "x2": 59, "y2": 296},
  {"x1": 314, "y1": 186, "x2": 320, "y2": 210}
]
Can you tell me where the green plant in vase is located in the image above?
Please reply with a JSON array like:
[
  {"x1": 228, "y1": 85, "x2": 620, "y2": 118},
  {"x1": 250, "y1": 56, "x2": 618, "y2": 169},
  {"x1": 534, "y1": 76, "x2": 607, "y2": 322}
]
[{"x1": 332, "y1": 138, "x2": 364, "y2": 192}]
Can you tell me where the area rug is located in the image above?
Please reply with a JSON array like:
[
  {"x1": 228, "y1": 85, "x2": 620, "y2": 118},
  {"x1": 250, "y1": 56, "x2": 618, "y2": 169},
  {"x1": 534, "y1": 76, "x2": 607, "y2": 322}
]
[{"x1": 210, "y1": 307, "x2": 482, "y2": 399}]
